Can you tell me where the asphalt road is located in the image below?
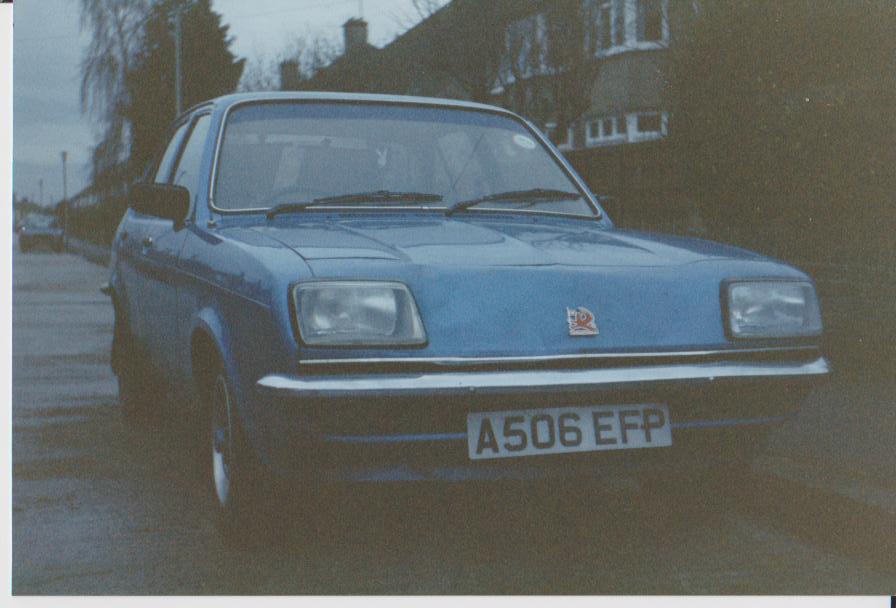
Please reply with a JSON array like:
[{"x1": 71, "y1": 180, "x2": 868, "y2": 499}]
[{"x1": 11, "y1": 242, "x2": 896, "y2": 594}]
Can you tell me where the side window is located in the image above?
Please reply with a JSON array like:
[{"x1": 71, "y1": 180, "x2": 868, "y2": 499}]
[
  {"x1": 153, "y1": 122, "x2": 190, "y2": 184},
  {"x1": 171, "y1": 114, "x2": 212, "y2": 201}
]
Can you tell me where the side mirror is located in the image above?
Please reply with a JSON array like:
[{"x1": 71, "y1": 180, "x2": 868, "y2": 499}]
[{"x1": 129, "y1": 183, "x2": 191, "y2": 225}]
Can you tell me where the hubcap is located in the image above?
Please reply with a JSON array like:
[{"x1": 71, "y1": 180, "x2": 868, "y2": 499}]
[{"x1": 211, "y1": 375, "x2": 232, "y2": 506}]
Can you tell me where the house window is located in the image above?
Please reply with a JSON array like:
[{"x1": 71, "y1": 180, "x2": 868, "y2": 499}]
[
  {"x1": 637, "y1": 0, "x2": 665, "y2": 43},
  {"x1": 590, "y1": 0, "x2": 669, "y2": 56},
  {"x1": 614, "y1": 0, "x2": 626, "y2": 46},
  {"x1": 545, "y1": 123, "x2": 573, "y2": 150},
  {"x1": 595, "y1": 0, "x2": 625, "y2": 52},
  {"x1": 586, "y1": 116, "x2": 627, "y2": 145},
  {"x1": 596, "y1": 2, "x2": 611, "y2": 50},
  {"x1": 636, "y1": 113, "x2": 662, "y2": 133},
  {"x1": 627, "y1": 111, "x2": 668, "y2": 142}
]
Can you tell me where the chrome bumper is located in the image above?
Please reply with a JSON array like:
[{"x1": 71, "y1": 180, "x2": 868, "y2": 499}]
[{"x1": 256, "y1": 357, "x2": 829, "y2": 399}]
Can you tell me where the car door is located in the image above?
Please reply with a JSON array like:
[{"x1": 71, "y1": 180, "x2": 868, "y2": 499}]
[
  {"x1": 122, "y1": 119, "x2": 190, "y2": 357},
  {"x1": 140, "y1": 112, "x2": 212, "y2": 377}
]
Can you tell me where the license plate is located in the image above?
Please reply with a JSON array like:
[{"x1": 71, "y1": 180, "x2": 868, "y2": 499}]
[{"x1": 467, "y1": 404, "x2": 672, "y2": 460}]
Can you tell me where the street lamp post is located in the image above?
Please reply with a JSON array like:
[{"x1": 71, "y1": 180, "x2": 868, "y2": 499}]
[
  {"x1": 61, "y1": 151, "x2": 67, "y2": 201},
  {"x1": 61, "y1": 150, "x2": 68, "y2": 245},
  {"x1": 174, "y1": 4, "x2": 182, "y2": 115}
]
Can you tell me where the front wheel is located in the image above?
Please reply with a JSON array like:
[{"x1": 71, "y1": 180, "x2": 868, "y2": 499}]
[
  {"x1": 210, "y1": 373, "x2": 241, "y2": 524},
  {"x1": 207, "y1": 367, "x2": 280, "y2": 546},
  {"x1": 205, "y1": 367, "x2": 324, "y2": 547}
]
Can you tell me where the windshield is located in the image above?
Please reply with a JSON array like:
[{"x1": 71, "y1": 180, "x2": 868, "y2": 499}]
[{"x1": 213, "y1": 102, "x2": 595, "y2": 217}]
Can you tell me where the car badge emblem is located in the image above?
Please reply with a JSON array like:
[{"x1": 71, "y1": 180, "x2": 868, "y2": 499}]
[{"x1": 567, "y1": 307, "x2": 598, "y2": 337}]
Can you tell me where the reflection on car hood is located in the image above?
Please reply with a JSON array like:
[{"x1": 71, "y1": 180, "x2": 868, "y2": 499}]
[{"x1": 249, "y1": 214, "x2": 767, "y2": 268}]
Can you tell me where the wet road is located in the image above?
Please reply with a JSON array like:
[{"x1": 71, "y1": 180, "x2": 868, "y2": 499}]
[{"x1": 11, "y1": 243, "x2": 895, "y2": 594}]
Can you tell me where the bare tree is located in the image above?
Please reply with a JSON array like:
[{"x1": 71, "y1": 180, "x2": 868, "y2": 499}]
[
  {"x1": 545, "y1": 0, "x2": 597, "y2": 132},
  {"x1": 499, "y1": 0, "x2": 600, "y2": 130},
  {"x1": 287, "y1": 34, "x2": 339, "y2": 80},
  {"x1": 79, "y1": 0, "x2": 150, "y2": 120},
  {"x1": 410, "y1": 0, "x2": 444, "y2": 20},
  {"x1": 78, "y1": 0, "x2": 151, "y2": 181},
  {"x1": 393, "y1": 0, "x2": 448, "y2": 30},
  {"x1": 499, "y1": 4, "x2": 551, "y2": 123},
  {"x1": 239, "y1": 55, "x2": 282, "y2": 92},
  {"x1": 246, "y1": 34, "x2": 339, "y2": 92},
  {"x1": 414, "y1": 0, "x2": 514, "y2": 103}
]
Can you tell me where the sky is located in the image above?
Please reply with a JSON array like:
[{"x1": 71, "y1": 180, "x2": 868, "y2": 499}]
[{"x1": 12, "y1": 0, "x2": 446, "y2": 206}]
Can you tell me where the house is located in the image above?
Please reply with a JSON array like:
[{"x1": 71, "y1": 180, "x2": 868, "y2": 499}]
[
  {"x1": 287, "y1": 0, "x2": 698, "y2": 231},
  {"x1": 296, "y1": 18, "x2": 383, "y2": 93}
]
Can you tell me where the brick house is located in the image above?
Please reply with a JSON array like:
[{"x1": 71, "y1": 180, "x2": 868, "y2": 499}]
[{"x1": 288, "y1": 0, "x2": 700, "y2": 231}]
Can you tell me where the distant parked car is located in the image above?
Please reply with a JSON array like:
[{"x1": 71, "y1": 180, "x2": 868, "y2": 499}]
[
  {"x1": 18, "y1": 214, "x2": 64, "y2": 252},
  {"x1": 106, "y1": 92, "x2": 828, "y2": 543}
]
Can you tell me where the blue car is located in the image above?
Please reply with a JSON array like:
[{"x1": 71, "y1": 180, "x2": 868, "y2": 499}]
[{"x1": 107, "y1": 92, "x2": 828, "y2": 540}]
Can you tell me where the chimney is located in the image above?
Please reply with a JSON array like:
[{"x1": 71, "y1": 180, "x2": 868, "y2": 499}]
[
  {"x1": 343, "y1": 17, "x2": 368, "y2": 55},
  {"x1": 279, "y1": 60, "x2": 301, "y2": 90}
]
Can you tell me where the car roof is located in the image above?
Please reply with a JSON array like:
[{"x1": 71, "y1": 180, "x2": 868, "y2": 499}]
[{"x1": 180, "y1": 91, "x2": 521, "y2": 122}]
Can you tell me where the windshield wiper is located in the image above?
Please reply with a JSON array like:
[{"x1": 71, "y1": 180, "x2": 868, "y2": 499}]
[
  {"x1": 445, "y1": 188, "x2": 583, "y2": 216},
  {"x1": 266, "y1": 201, "x2": 323, "y2": 219},
  {"x1": 266, "y1": 190, "x2": 443, "y2": 219},
  {"x1": 314, "y1": 190, "x2": 443, "y2": 205}
]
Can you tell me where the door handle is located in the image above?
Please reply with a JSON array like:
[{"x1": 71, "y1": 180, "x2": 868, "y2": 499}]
[{"x1": 142, "y1": 237, "x2": 154, "y2": 248}]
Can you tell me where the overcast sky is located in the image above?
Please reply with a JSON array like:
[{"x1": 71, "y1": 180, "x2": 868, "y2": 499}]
[{"x1": 13, "y1": 0, "x2": 446, "y2": 206}]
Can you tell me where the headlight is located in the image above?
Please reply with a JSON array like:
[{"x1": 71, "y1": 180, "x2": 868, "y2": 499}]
[
  {"x1": 725, "y1": 280, "x2": 822, "y2": 339},
  {"x1": 293, "y1": 281, "x2": 426, "y2": 346}
]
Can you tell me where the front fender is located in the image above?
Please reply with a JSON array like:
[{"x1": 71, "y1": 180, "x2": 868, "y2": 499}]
[
  {"x1": 189, "y1": 307, "x2": 240, "y2": 400},
  {"x1": 189, "y1": 306, "x2": 284, "y2": 473}
]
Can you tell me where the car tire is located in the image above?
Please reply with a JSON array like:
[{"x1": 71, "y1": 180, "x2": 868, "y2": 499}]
[{"x1": 206, "y1": 365, "x2": 282, "y2": 547}]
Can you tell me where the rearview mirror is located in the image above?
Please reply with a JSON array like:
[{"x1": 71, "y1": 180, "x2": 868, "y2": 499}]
[{"x1": 129, "y1": 183, "x2": 190, "y2": 225}]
